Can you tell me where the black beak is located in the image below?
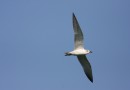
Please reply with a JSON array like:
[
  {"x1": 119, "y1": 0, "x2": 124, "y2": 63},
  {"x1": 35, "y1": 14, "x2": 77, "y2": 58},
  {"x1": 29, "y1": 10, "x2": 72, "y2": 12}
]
[{"x1": 90, "y1": 51, "x2": 92, "y2": 53}]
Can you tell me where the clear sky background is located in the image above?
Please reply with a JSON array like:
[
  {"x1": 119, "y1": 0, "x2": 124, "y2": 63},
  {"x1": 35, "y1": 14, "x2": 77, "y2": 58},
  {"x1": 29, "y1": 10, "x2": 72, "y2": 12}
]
[{"x1": 0, "y1": 0, "x2": 130, "y2": 90}]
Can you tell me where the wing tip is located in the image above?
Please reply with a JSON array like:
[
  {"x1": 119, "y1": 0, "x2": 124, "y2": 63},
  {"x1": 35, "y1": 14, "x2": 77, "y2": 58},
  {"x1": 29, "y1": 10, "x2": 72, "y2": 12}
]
[
  {"x1": 72, "y1": 12, "x2": 75, "y2": 16},
  {"x1": 90, "y1": 78, "x2": 93, "y2": 83},
  {"x1": 85, "y1": 73, "x2": 93, "y2": 83},
  {"x1": 72, "y1": 12, "x2": 76, "y2": 18}
]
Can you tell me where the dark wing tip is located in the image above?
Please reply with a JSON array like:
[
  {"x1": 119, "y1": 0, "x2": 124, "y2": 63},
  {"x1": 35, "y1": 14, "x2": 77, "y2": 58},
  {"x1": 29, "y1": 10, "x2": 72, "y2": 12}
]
[
  {"x1": 84, "y1": 67, "x2": 93, "y2": 83},
  {"x1": 87, "y1": 73, "x2": 93, "y2": 83},
  {"x1": 85, "y1": 72, "x2": 93, "y2": 83},
  {"x1": 72, "y1": 13, "x2": 76, "y2": 19},
  {"x1": 72, "y1": 12, "x2": 75, "y2": 16},
  {"x1": 90, "y1": 78, "x2": 93, "y2": 83}
]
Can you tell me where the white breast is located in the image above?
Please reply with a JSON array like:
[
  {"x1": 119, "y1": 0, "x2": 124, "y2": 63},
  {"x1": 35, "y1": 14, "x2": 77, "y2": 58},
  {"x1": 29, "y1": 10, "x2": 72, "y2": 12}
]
[{"x1": 70, "y1": 49, "x2": 88, "y2": 55}]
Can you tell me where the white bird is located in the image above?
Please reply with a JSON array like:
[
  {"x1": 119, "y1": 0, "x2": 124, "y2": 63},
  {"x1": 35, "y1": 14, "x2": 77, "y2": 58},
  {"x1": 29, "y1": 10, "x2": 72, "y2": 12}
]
[{"x1": 65, "y1": 13, "x2": 93, "y2": 82}]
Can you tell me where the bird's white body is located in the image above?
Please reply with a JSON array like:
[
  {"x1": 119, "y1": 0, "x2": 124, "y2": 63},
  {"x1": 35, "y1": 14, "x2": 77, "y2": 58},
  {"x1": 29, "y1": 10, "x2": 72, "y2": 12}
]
[{"x1": 69, "y1": 48, "x2": 90, "y2": 55}]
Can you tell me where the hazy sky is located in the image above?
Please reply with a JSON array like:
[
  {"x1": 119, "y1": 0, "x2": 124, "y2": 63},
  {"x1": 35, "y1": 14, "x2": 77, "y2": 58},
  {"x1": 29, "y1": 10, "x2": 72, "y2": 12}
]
[{"x1": 0, "y1": 0, "x2": 130, "y2": 90}]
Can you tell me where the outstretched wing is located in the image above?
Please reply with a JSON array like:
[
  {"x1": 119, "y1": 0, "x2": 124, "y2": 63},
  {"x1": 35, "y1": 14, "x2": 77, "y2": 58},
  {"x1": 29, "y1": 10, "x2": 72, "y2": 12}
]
[
  {"x1": 77, "y1": 55, "x2": 93, "y2": 82},
  {"x1": 73, "y1": 13, "x2": 84, "y2": 49}
]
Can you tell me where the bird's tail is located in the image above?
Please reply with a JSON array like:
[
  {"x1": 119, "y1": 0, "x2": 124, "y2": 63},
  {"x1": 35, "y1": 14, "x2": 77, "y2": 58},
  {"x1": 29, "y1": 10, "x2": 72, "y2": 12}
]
[{"x1": 65, "y1": 52, "x2": 72, "y2": 56}]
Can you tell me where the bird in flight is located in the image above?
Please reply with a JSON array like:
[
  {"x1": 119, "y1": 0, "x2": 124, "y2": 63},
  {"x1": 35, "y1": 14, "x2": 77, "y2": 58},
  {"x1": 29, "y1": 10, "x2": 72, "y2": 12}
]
[{"x1": 65, "y1": 13, "x2": 93, "y2": 83}]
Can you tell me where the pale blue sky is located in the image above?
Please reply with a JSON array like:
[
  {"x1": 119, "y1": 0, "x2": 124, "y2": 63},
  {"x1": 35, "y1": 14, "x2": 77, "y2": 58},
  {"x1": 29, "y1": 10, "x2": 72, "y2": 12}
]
[{"x1": 0, "y1": 0, "x2": 130, "y2": 90}]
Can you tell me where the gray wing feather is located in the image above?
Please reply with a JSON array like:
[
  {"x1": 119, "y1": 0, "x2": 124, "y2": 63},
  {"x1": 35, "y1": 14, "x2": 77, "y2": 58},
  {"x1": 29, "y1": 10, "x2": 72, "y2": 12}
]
[
  {"x1": 77, "y1": 55, "x2": 93, "y2": 82},
  {"x1": 73, "y1": 13, "x2": 84, "y2": 49}
]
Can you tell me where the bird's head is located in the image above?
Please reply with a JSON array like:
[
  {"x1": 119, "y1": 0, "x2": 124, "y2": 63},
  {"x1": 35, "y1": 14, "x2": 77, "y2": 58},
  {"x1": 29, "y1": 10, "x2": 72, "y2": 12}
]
[
  {"x1": 89, "y1": 50, "x2": 92, "y2": 53},
  {"x1": 86, "y1": 50, "x2": 92, "y2": 54}
]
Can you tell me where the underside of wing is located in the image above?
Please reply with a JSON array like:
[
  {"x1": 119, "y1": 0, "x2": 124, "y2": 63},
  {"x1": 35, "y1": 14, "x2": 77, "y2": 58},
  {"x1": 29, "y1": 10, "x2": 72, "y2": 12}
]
[
  {"x1": 77, "y1": 55, "x2": 93, "y2": 82},
  {"x1": 73, "y1": 13, "x2": 84, "y2": 49}
]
